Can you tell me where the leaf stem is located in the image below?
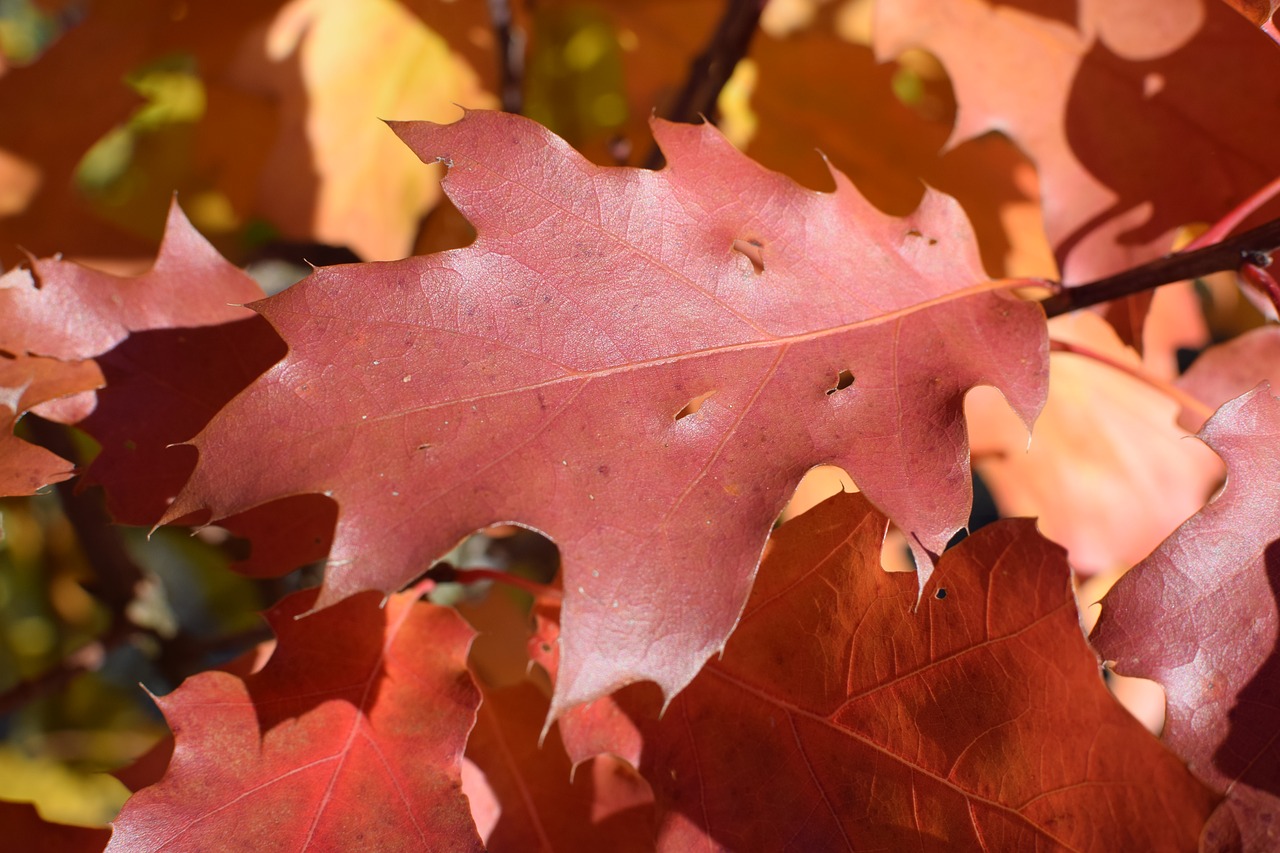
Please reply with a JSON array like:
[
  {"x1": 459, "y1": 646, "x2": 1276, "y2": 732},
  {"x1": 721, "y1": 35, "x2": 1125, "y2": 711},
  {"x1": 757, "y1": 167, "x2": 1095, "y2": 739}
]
[
  {"x1": 427, "y1": 563, "x2": 563, "y2": 601},
  {"x1": 1039, "y1": 215, "x2": 1280, "y2": 318},
  {"x1": 1048, "y1": 339, "x2": 1216, "y2": 424},
  {"x1": 1242, "y1": 263, "x2": 1280, "y2": 317},
  {"x1": 1184, "y1": 174, "x2": 1280, "y2": 251}
]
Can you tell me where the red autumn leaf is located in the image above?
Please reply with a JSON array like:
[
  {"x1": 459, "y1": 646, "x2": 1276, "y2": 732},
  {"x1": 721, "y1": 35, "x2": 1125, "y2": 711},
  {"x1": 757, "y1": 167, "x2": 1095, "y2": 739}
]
[
  {"x1": 74, "y1": 319, "x2": 284, "y2": 525},
  {"x1": 875, "y1": 0, "x2": 1280, "y2": 284},
  {"x1": 0, "y1": 351, "x2": 103, "y2": 495},
  {"x1": 1091, "y1": 385, "x2": 1280, "y2": 851},
  {"x1": 0, "y1": 200, "x2": 260, "y2": 362},
  {"x1": 1176, "y1": 325, "x2": 1280, "y2": 431},
  {"x1": 163, "y1": 109, "x2": 1049, "y2": 721},
  {"x1": 108, "y1": 584, "x2": 483, "y2": 852},
  {"x1": 0, "y1": 198, "x2": 324, "y2": 570},
  {"x1": 546, "y1": 491, "x2": 1217, "y2": 850},
  {"x1": 465, "y1": 681, "x2": 655, "y2": 852}
]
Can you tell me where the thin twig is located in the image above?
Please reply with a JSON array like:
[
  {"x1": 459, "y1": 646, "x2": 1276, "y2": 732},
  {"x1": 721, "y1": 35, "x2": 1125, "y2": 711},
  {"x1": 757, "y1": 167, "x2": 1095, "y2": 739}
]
[
  {"x1": 487, "y1": 0, "x2": 525, "y2": 114},
  {"x1": 644, "y1": 0, "x2": 769, "y2": 169},
  {"x1": 1039, "y1": 216, "x2": 1280, "y2": 318}
]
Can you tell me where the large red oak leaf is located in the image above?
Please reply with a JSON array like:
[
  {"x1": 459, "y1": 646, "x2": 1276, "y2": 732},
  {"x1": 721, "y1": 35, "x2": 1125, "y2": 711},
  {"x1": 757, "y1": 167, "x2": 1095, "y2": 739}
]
[
  {"x1": 547, "y1": 492, "x2": 1217, "y2": 850},
  {"x1": 164, "y1": 109, "x2": 1048, "y2": 720},
  {"x1": 108, "y1": 583, "x2": 483, "y2": 852},
  {"x1": 1091, "y1": 385, "x2": 1280, "y2": 852},
  {"x1": 875, "y1": 0, "x2": 1280, "y2": 284}
]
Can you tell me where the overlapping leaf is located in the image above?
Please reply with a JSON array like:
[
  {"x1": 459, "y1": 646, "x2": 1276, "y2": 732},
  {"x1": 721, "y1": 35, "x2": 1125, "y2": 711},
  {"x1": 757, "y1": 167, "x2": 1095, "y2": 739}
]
[
  {"x1": 0, "y1": 351, "x2": 102, "y2": 495},
  {"x1": 1177, "y1": 325, "x2": 1280, "y2": 430},
  {"x1": 543, "y1": 492, "x2": 1217, "y2": 850},
  {"x1": 0, "y1": 201, "x2": 260, "y2": 361},
  {"x1": 108, "y1": 585, "x2": 482, "y2": 852},
  {"x1": 875, "y1": 0, "x2": 1280, "y2": 285},
  {"x1": 1092, "y1": 385, "x2": 1280, "y2": 851},
  {"x1": 465, "y1": 681, "x2": 655, "y2": 851},
  {"x1": 0, "y1": 201, "x2": 272, "y2": 503},
  {"x1": 967, "y1": 311, "x2": 1222, "y2": 575},
  {"x1": 164, "y1": 109, "x2": 1049, "y2": 721}
]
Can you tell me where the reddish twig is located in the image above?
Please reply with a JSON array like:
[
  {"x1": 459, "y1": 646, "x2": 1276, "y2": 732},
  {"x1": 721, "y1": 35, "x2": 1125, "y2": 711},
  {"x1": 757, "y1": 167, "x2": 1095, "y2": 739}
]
[
  {"x1": 1242, "y1": 262, "x2": 1280, "y2": 317},
  {"x1": 427, "y1": 563, "x2": 562, "y2": 601}
]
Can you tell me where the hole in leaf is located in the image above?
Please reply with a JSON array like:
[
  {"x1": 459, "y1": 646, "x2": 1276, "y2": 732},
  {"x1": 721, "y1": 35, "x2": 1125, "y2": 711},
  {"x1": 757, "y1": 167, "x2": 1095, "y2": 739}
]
[
  {"x1": 934, "y1": 588, "x2": 947, "y2": 600},
  {"x1": 732, "y1": 238, "x2": 764, "y2": 273},
  {"x1": 675, "y1": 390, "x2": 716, "y2": 420},
  {"x1": 825, "y1": 369, "x2": 855, "y2": 396}
]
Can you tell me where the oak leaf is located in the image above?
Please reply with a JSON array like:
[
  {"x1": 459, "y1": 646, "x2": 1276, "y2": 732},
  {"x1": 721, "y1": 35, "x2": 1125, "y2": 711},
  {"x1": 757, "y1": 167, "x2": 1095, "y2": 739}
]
[
  {"x1": 164, "y1": 109, "x2": 1048, "y2": 721},
  {"x1": 550, "y1": 492, "x2": 1218, "y2": 850},
  {"x1": 0, "y1": 201, "x2": 260, "y2": 362},
  {"x1": 108, "y1": 585, "x2": 482, "y2": 852},
  {"x1": 1176, "y1": 325, "x2": 1280, "y2": 431},
  {"x1": 465, "y1": 681, "x2": 655, "y2": 852},
  {"x1": 1092, "y1": 385, "x2": 1280, "y2": 851}
]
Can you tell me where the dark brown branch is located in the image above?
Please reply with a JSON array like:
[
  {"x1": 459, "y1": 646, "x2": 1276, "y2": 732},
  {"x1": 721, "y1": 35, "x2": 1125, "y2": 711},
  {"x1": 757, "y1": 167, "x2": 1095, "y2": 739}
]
[
  {"x1": 26, "y1": 418, "x2": 143, "y2": 615},
  {"x1": 487, "y1": 0, "x2": 525, "y2": 114},
  {"x1": 644, "y1": 0, "x2": 768, "y2": 169},
  {"x1": 1040, "y1": 216, "x2": 1280, "y2": 318},
  {"x1": 0, "y1": 420, "x2": 273, "y2": 716}
]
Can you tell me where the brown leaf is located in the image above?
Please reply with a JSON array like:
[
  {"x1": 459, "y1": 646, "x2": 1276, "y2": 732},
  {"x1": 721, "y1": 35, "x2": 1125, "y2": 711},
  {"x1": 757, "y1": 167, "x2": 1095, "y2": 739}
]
[{"x1": 560, "y1": 492, "x2": 1218, "y2": 850}]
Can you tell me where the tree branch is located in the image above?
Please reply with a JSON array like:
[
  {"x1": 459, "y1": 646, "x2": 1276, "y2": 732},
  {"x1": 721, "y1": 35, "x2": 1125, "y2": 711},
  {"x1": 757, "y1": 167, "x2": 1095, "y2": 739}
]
[
  {"x1": 1040, "y1": 216, "x2": 1280, "y2": 318},
  {"x1": 487, "y1": 0, "x2": 525, "y2": 114},
  {"x1": 645, "y1": 0, "x2": 769, "y2": 168}
]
